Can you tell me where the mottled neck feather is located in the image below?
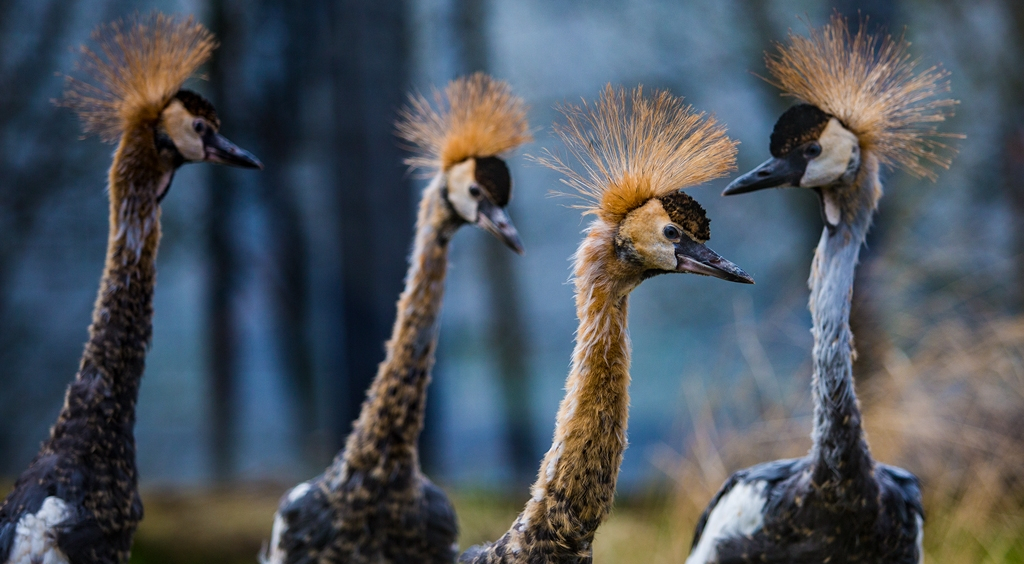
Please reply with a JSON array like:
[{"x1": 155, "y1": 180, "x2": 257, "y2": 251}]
[
  {"x1": 339, "y1": 175, "x2": 460, "y2": 474},
  {"x1": 808, "y1": 153, "x2": 880, "y2": 491},
  {"x1": 50, "y1": 124, "x2": 168, "y2": 445},
  {"x1": 518, "y1": 221, "x2": 633, "y2": 554}
]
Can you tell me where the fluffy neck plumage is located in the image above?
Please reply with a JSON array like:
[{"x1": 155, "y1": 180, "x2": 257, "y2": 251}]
[
  {"x1": 807, "y1": 153, "x2": 880, "y2": 492},
  {"x1": 517, "y1": 220, "x2": 634, "y2": 555},
  {"x1": 338, "y1": 175, "x2": 460, "y2": 475},
  {"x1": 49, "y1": 123, "x2": 167, "y2": 447}
]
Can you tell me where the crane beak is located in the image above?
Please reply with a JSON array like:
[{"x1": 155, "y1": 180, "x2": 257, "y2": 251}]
[
  {"x1": 477, "y1": 198, "x2": 525, "y2": 254},
  {"x1": 722, "y1": 156, "x2": 803, "y2": 196},
  {"x1": 204, "y1": 132, "x2": 264, "y2": 169},
  {"x1": 674, "y1": 238, "x2": 754, "y2": 284}
]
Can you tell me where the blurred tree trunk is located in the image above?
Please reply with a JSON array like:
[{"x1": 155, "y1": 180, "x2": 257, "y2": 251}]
[
  {"x1": 0, "y1": 0, "x2": 84, "y2": 471},
  {"x1": 206, "y1": 0, "x2": 323, "y2": 479},
  {"x1": 1002, "y1": 3, "x2": 1024, "y2": 314},
  {"x1": 1006, "y1": 125, "x2": 1024, "y2": 313},
  {"x1": 930, "y1": 0, "x2": 1024, "y2": 312},
  {"x1": 447, "y1": 0, "x2": 535, "y2": 485},
  {"x1": 245, "y1": 0, "x2": 320, "y2": 466},
  {"x1": 206, "y1": 0, "x2": 243, "y2": 482},
  {"x1": 327, "y1": 0, "x2": 414, "y2": 450}
]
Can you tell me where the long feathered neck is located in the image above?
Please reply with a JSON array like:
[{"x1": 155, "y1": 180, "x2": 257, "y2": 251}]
[
  {"x1": 517, "y1": 221, "x2": 635, "y2": 555},
  {"x1": 337, "y1": 175, "x2": 461, "y2": 475},
  {"x1": 807, "y1": 153, "x2": 880, "y2": 493},
  {"x1": 49, "y1": 122, "x2": 168, "y2": 448}
]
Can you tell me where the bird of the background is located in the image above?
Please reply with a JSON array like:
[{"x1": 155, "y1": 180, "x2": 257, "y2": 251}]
[
  {"x1": 263, "y1": 73, "x2": 530, "y2": 564},
  {"x1": 460, "y1": 85, "x2": 754, "y2": 564},
  {"x1": 0, "y1": 13, "x2": 262, "y2": 564},
  {"x1": 687, "y1": 16, "x2": 958, "y2": 564}
]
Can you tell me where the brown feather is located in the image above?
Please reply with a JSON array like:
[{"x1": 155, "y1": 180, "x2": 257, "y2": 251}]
[
  {"x1": 60, "y1": 13, "x2": 217, "y2": 143},
  {"x1": 539, "y1": 84, "x2": 737, "y2": 224},
  {"x1": 765, "y1": 14, "x2": 960, "y2": 179},
  {"x1": 396, "y1": 72, "x2": 531, "y2": 172}
]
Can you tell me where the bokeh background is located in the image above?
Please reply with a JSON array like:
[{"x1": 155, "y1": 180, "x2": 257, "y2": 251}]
[{"x1": 1, "y1": 0, "x2": 1022, "y2": 562}]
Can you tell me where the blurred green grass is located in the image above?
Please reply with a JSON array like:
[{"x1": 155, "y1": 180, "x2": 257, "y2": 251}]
[
  {"x1": 0, "y1": 465, "x2": 1020, "y2": 563},
  {"x1": 124, "y1": 487, "x2": 680, "y2": 564},
  {"x1": 122, "y1": 483, "x2": 1024, "y2": 563},
  {"x1": 663, "y1": 315, "x2": 1024, "y2": 564}
]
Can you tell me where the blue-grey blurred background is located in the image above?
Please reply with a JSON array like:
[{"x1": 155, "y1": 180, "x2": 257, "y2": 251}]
[{"x1": 1, "y1": 0, "x2": 1021, "y2": 561}]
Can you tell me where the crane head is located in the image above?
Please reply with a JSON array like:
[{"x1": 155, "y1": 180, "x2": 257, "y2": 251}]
[
  {"x1": 444, "y1": 155, "x2": 523, "y2": 254},
  {"x1": 615, "y1": 190, "x2": 752, "y2": 283},
  {"x1": 541, "y1": 85, "x2": 753, "y2": 286},
  {"x1": 158, "y1": 89, "x2": 263, "y2": 171},
  {"x1": 723, "y1": 104, "x2": 860, "y2": 196}
]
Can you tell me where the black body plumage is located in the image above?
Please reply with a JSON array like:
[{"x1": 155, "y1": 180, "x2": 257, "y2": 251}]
[
  {"x1": 271, "y1": 472, "x2": 457, "y2": 564},
  {"x1": 692, "y1": 458, "x2": 922, "y2": 563},
  {"x1": 0, "y1": 247, "x2": 153, "y2": 564}
]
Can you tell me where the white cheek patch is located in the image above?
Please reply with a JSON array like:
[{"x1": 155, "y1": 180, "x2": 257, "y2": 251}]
[
  {"x1": 445, "y1": 160, "x2": 479, "y2": 222},
  {"x1": 618, "y1": 201, "x2": 679, "y2": 271},
  {"x1": 686, "y1": 481, "x2": 767, "y2": 564},
  {"x1": 161, "y1": 100, "x2": 205, "y2": 162},
  {"x1": 800, "y1": 118, "x2": 858, "y2": 188},
  {"x1": 8, "y1": 496, "x2": 70, "y2": 564}
]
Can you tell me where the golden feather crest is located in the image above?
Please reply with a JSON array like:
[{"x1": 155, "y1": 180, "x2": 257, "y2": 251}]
[
  {"x1": 766, "y1": 15, "x2": 959, "y2": 179},
  {"x1": 540, "y1": 84, "x2": 737, "y2": 223},
  {"x1": 396, "y1": 73, "x2": 532, "y2": 172},
  {"x1": 61, "y1": 13, "x2": 217, "y2": 143}
]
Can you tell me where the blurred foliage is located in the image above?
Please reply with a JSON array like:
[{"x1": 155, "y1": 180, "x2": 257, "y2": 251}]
[{"x1": 659, "y1": 312, "x2": 1024, "y2": 564}]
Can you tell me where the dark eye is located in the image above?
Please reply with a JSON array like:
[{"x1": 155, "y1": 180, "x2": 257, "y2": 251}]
[
  {"x1": 193, "y1": 119, "x2": 206, "y2": 134},
  {"x1": 663, "y1": 225, "x2": 681, "y2": 241},
  {"x1": 805, "y1": 142, "x2": 822, "y2": 158},
  {"x1": 468, "y1": 185, "x2": 482, "y2": 198}
]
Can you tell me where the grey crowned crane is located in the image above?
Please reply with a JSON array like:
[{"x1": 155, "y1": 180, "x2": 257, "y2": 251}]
[
  {"x1": 0, "y1": 14, "x2": 261, "y2": 564},
  {"x1": 460, "y1": 85, "x2": 754, "y2": 564},
  {"x1": 687, "y1": 16, "x2": 958, "y2": 564},
  {"x1": 263, "y1": 74, "x2": 529, "y2": 564}
]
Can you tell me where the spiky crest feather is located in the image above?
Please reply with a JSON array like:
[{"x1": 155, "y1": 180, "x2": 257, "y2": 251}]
[
  {"x1": 61, "y1": 13, "x2": 217, "y2": 143},
  {"x1": 765, "y1": 15, "x2": 959, "y2": 179},
  {"x1": 540, "y1": 84, "x2": 737, "y2": 224},
  {"x1": 396, "y1": 72, "x2": 532, "y2": 172}
]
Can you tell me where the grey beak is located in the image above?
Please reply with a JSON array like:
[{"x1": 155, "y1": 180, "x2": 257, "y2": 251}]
[
  {"x1": 722, "y1": 156, "x2": 802, "y2": 196},
  {"x1": 477, "y1": 198, "x2": 525, "y2": 255},
  {"x1": 675, "y1": 237, "x2": 754, "y2": 284},
  {"x1": 204, "y1": 132, "x2": 264, "y2": 169}
]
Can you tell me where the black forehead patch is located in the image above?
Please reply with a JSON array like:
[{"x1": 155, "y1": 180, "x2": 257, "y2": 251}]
[
  {"x1": 174, "y1": 89, "x2": 221, "y2": 129},
  {"x1": 659, "y1": 190, "x2": 710, "y2": 243},
  {"x1": 769, "y1": 104, "x2": 831, "y2": 157},
  {"x1": 474, "y1": 156, "x2": 511, "y2": 207}
]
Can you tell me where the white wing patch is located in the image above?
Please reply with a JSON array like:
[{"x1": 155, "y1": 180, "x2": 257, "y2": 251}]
[
  {"x1": 286, "y1": 482, "x2": 312, "y2": 503},
  {"x1": 686, "y1": 481, "x2": 768, "y2": 564},
  {"x1": 915, "y1": 513, "x2": 924, "y2": 564},
  {"x1": 262, "y1": 482, "x2": 312, "y2": 564},
  {"x1": 7, "y1": 497, "x2": 70, "y2": 564}
]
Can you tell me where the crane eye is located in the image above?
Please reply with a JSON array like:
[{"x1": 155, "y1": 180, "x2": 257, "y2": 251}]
[
  {"x1": 663, "y1": 225, "x2": 681, "y2": 241},
  {"x1": 468, "y1": 185, "x2": 482, "y2": 198},
  {"x1": 805, "y1": 142, "x2": 822, "y2": 158},
  {"x1": 193, "y1": 119, "x2": 206, "y2": 134}
]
